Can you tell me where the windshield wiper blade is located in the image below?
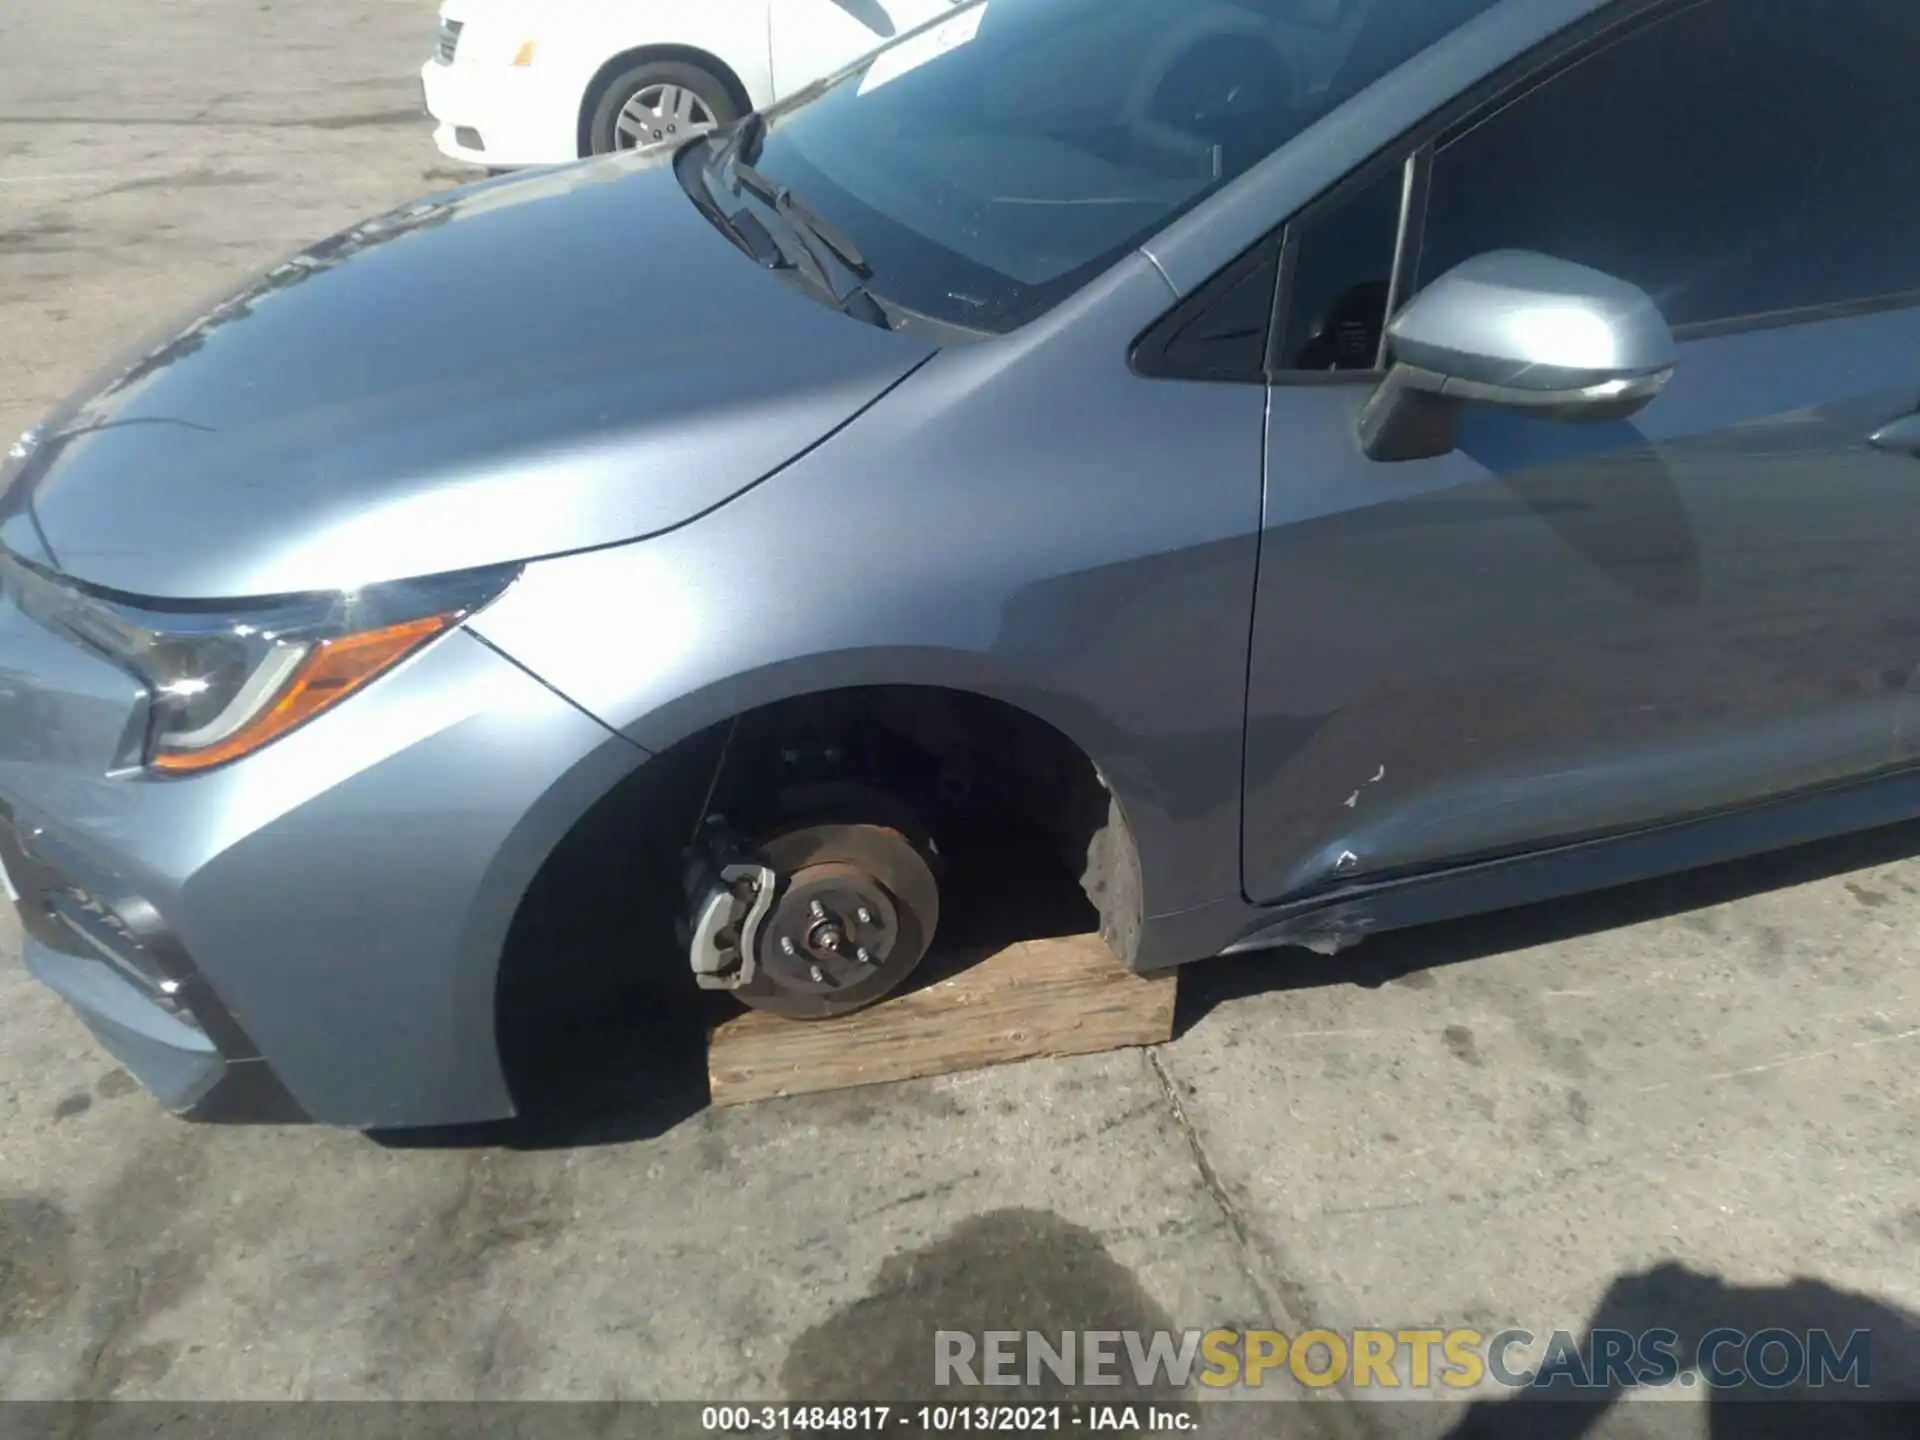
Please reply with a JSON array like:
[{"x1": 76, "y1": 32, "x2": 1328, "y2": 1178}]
[
  {"x1": 701, "y1": 146, "x2": 894, "y2": 330},
  {"x1": 705, "y1": 180, "x2": 890, "y2": 327},
  {"x1": 836, "y1": 286, "x2": 901, "y2": 331},
  {"x1": 681, "y1": 158, "x2": 788, "y2": 269},
  {"x1": 708, "y1": 111, "x2": 766, "y2": 177},
  {"x1": 731, "y1": 163, "x2": 872, "y2": 279},
  {"x1": 718, "y1": 206, "x2": 790, "y2": 270}
]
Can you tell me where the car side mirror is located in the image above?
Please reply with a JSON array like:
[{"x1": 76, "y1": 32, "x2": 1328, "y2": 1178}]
[{"x1": 1356, "y1": 250, "x2": 1678, "y2": 463}]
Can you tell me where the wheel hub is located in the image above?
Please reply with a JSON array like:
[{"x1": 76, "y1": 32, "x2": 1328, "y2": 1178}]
[{"x1": 760, "y1": 862, "x2": 900, "y2": 995}]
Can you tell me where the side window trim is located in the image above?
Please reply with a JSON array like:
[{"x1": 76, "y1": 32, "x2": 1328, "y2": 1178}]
[
  {"x1": 1274, "y1": 0, "x2": 1712, "y2": 384},
  {"x1": 1268, "y1": 1, "x2": 1686, "y2": 384},
  {"x1": 1416, "y1": 0, "x2": 1920, "y2": 337},
  {"x1": 1429, "y1": 0, "x2": 1710, "y2": 155},
  {"x1": 1131, "y1": 0, "x2": 1683, "y2": 388},
  {"x1": 1671, "y1": 288, "x2": 1920, "y2": 345}
]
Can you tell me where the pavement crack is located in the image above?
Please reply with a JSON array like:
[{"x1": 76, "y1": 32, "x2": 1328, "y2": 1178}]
[
  {"x1": 1147, "y1": 1051, "x2": 1292, "y2": 1327},
  {"x1": 77, "y1": 1263, "x2": 142, "y2": 1398},
  {"x1": 1146, "y1": 1050, "x2": 1374, "y2": 1439},
  {"x1": 851, "y1": 1170, "x2": 982, "y2": 1224}
]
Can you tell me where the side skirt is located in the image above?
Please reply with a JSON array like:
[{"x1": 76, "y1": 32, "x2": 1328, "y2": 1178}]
[{"x1": 1142, "y1": 763, "x2": 1920, "y2": 968}]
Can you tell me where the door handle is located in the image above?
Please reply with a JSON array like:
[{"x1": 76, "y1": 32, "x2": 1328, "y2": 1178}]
[{"x1": 1869, "y1": 413, "x2": 1920, "y2": 457}]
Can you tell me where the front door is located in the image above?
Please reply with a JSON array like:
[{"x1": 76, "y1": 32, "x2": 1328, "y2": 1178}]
[{"x1": 1241, "y1": 0, "x2": 1920, "y2": 903}]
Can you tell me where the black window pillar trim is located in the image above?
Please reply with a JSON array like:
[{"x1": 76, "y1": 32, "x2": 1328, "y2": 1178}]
[
  {"x1": 1128, "y1": 230, "x2": 1285, "y2": 386},
  {"x1": 1379, "y1": 145, "x2": 1433, "y2": 367},
  {"x1": 1262, "y1": 224, "x2": 1302, "y2": 378}
]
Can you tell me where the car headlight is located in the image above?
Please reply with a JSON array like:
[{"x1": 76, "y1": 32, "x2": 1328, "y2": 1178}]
[
  {"x1": 0, "y1": 554, "x2": 518, "y2": 774},
  {"x1": 459, "y1": 22, "x2": 540, "y2": 67}
]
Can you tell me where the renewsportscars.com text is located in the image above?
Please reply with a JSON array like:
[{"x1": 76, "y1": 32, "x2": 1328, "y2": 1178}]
[{"x1": 934, "y1": 1326, "x2": 1874, "y2": 1391}]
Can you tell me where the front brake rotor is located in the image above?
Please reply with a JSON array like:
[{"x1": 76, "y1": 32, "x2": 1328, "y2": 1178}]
[
  {"x1": 760, "y1": 861, "x2": 902, "y2": 995},
  {"x1": 734, "y1": 821, "x2": 939, "y2": 1020}
]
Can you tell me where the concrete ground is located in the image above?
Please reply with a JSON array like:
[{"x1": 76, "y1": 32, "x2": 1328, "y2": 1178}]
[{"x1": 1, "y1": 2, "x2": 1916, "y2": 1433}]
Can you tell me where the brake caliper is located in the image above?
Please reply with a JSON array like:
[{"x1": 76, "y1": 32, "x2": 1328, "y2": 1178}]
[{"x1": 680, "y1": 817, "x2": 776, "y2": 991}]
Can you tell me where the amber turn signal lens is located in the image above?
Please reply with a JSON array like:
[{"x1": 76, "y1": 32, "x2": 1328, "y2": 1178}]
[{"x1": 150, "y1": 613, "x2": 454, "y2": 774}]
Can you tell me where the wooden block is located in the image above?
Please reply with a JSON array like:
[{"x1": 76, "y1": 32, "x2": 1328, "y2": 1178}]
[{"x1": 707, "y1": 932, "x2": 1176, "y2": 1106}]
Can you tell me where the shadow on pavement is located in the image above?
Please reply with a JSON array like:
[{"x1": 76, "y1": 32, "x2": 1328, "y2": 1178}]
[
  {"x1": 380, "y1": 806, "x2": 1920, "y2": 1152},
  {"x1": 373, "y1": 819, "x2": 1094, "y2": 1153},
  {"x1": 1440, "y1": 1261, "x2": 1920, "y2": 1439}
]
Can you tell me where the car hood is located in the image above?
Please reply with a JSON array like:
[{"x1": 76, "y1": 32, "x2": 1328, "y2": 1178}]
[{"x1": 0, "y1": 154, "x2": 935, "y2": 600}]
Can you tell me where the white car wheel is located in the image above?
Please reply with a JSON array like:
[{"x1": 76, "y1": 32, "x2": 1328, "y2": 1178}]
[
  {"x1": 618, "y1": 84, "x2": 715, "y2": 149},
  {"x1": 588, "y1": 61, "x2": 739, "y2": 156}
]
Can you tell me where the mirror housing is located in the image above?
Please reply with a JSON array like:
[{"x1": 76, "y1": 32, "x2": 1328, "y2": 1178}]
[{"x1": 1358, "y1": 250, "x2": 1678, "y2": 462}]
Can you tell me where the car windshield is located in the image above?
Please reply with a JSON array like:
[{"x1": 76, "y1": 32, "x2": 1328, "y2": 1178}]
[{"x1": 714, "y1": 0, "x2": 1502, "y2": 332}]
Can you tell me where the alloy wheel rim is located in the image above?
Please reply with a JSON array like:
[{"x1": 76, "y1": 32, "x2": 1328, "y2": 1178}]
[{"x1": 614, "y1": 84, "x2": 715, "y2": 150}]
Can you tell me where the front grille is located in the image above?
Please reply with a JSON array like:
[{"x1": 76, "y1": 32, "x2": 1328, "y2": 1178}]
[{"x1": 435, "y1": 17, "x2": 464, "y2": 64}]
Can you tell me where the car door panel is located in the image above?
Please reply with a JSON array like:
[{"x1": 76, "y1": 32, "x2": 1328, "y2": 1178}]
[
  {"x1": 767, "y1": 0, "x2": 955, "y2": 97},
  {"x1": 1244, "y1": 305, "x2": 1920, "y2": 904},
  {"x1": 1236, "y1": 0, "x2": 1920, "y2": 905}
]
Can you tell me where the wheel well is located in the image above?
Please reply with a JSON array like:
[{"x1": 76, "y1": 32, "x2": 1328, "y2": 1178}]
[
  {"x1": 495, "y1": 686, "x2": 1145, "y2": 1091},
  {"x1": 576, "y1": 45, "x2": 754, "y2": 156},
  {"x1": 690, "y1": 686, "x2": 1145, "y2": 963}
]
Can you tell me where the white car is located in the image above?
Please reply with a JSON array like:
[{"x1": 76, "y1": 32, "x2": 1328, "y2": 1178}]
[{"x1": 419, "y1": 0, "x2": 961, "y2": 168}]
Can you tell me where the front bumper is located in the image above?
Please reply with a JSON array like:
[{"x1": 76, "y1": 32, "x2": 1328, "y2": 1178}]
[
  {"x1": 6, "y1": 814, "x2": 304, "y2": 1122},
  {"x1": 0, "y1": 586, "x2": 647, "y2": 1128},
  {"x1": 419, "y1": 56, "x2": 580, "y2": 169}
]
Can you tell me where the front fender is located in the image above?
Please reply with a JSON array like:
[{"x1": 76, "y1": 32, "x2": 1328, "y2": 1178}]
[
  {"x1": 474, "y1": 382, "x2": 1254, "y2": 936},
  {"x1": 473, "y1": 257, "x2": 1262, "y2": 932},
  {"x1": 473, "y1": 548, "x2": 1151, "y2": 863}
]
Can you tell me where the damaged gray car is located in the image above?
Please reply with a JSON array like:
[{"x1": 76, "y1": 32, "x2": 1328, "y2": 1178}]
[{"x1": 2, "y1": 0, "x2": 1919, "y2": 1126}]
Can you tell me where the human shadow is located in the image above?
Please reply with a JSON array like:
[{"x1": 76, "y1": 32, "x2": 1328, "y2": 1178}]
[{"x1": 1442, "y1": 1261, "x2": 1920, "y2": 1439}]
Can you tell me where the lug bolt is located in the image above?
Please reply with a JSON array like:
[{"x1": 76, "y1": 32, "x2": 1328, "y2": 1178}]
[
  {"x1": 809, "y1": 964, "x2": 827, "y2": 984},
  {"x1": 855, "y1": 947, "x2": 872, "y2": 965},
  {"x1": 809, "y1": 900, "x2": 827, "y2": 921},
  {"x1": 856, "y1": 907, "x2": 873, "y2": 925},
  {"x1": 779, "y1": 936, "x2": 796, "y2": 956}
]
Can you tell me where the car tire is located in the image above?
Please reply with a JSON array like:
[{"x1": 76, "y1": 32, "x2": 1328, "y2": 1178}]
[{"x1": 586, "y1": 61, "x2": 739, "y2": 156}]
